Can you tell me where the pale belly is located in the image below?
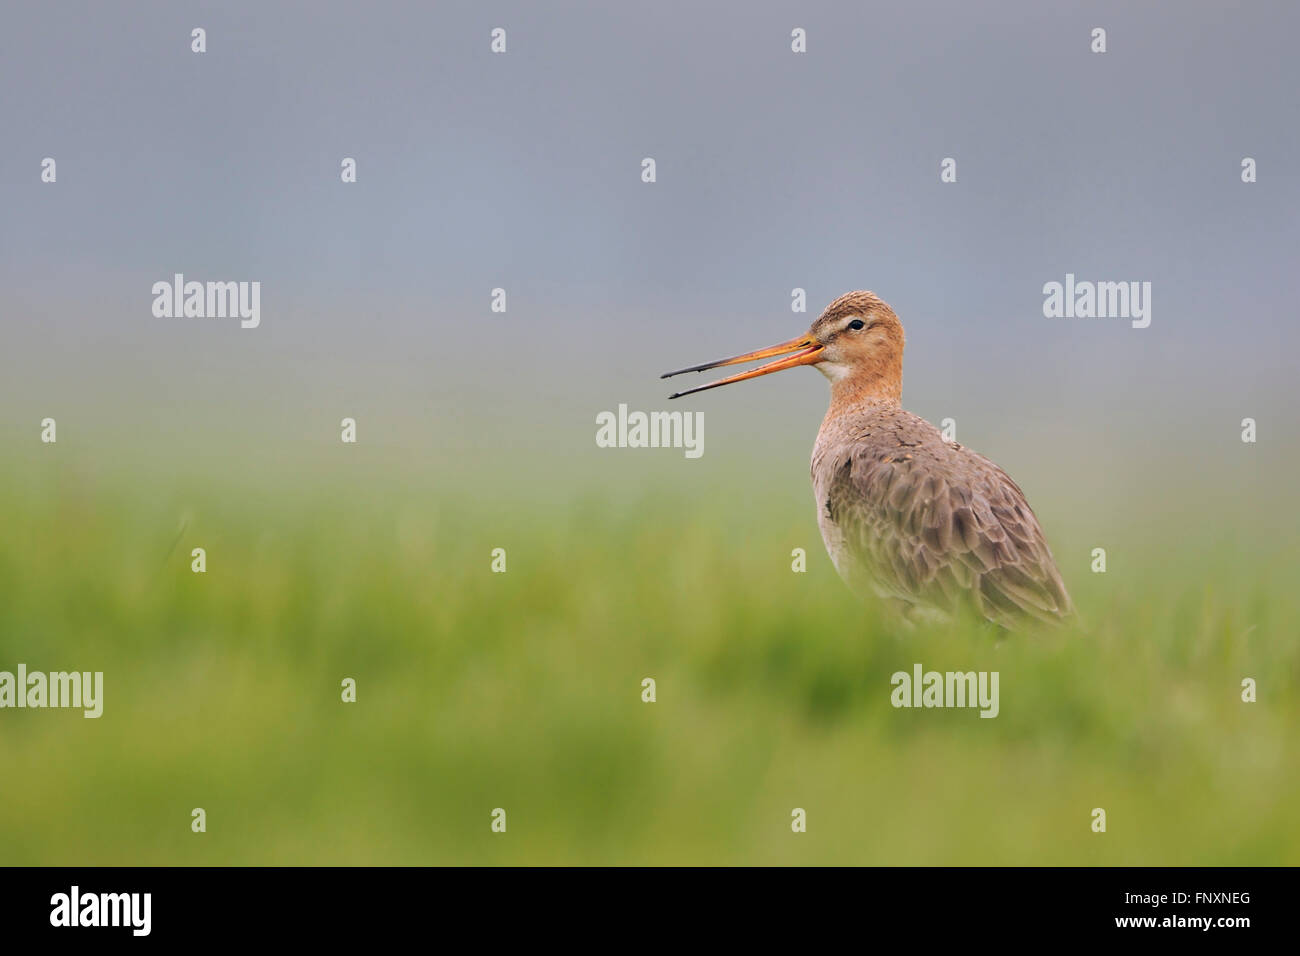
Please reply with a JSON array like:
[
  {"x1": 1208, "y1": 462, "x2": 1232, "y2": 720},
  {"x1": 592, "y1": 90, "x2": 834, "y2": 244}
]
[{"x1": 811, "y1": 467, "x2": 894, "y2": 602}]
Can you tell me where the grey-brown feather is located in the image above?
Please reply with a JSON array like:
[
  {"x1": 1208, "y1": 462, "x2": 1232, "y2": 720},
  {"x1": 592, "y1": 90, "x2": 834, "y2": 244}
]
[{"x1": 812, "y1": 403, "x2": 1073, "y2": 629}]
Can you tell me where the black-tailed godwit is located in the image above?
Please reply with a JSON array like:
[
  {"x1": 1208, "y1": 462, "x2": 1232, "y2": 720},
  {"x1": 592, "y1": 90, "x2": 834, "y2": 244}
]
[{"x1": 664, "y1": 291, "x2": 1073, "y2": 629}]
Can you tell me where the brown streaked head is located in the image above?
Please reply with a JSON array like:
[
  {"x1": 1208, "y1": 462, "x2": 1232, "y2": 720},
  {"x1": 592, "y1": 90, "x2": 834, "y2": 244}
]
[{"x1": 662, "y1": 290, "x2": 905, "y2": 401}]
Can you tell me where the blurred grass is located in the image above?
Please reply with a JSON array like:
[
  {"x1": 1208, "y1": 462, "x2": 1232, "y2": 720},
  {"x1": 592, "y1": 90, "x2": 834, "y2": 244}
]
[{"x1": 0, "y1": 440, "x2": 1296, "y2": 866}]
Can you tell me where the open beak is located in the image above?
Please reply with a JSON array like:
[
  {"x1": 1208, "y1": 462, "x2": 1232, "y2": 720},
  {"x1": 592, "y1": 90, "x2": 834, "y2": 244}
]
[{"x1": 662, "y1": 334, "x2": 824, "y2": 399}]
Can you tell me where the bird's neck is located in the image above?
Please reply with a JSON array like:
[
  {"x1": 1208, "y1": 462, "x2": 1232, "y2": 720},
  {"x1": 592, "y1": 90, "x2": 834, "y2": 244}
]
[{"x1": 825, "y1": 368, "x2": 903, "y2": 417}]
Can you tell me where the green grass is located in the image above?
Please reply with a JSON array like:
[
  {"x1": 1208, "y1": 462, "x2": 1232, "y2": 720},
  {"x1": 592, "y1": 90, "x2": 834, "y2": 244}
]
[{"x1": 0, "y1": 445, "x2": 1296, "y2": 865}]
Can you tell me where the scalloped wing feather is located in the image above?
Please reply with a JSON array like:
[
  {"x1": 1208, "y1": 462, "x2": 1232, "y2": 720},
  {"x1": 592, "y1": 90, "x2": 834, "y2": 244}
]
[{"x1": 817, "y1": 417, "x2": 1073, "y2": 629}]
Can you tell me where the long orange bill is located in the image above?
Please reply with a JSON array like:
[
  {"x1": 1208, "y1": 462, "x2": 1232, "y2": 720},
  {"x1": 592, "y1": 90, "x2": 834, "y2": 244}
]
[{"x1": 663, "y1": 335, "x2": 823, "y2": 399}]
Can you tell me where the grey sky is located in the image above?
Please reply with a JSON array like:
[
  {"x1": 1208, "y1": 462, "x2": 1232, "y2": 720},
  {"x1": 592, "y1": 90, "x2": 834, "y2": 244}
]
[{"x1": 2, "y1": 1, "x2": 1296, "y2": 473}]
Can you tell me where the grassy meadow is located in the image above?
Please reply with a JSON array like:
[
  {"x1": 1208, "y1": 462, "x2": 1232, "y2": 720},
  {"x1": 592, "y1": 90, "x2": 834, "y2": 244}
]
[{"x1": 0, "y1": 433, "x2": 1296, "y2": 866}]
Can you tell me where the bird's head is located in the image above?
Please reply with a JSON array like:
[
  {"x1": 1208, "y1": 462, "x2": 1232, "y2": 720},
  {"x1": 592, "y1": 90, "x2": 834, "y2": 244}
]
[{"x1": 664, "y1": 290, "x2": 904, "y2": 401}]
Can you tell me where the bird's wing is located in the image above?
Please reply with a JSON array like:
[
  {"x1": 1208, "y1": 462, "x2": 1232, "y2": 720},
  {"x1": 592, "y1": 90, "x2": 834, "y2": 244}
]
[{"x1": 824, "y1": 443, "x2": 1073, "y2": 628}]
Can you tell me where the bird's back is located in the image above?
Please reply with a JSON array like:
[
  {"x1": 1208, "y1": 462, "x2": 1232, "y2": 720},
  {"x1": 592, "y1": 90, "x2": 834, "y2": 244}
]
[{"x1": 811, "y1": 402, "x2": 1073, "y2": 629}]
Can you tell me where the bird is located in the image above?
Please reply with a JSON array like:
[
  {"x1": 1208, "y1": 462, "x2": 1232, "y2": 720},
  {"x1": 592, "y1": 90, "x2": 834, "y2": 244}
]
[{"x1": 663, "y1": 291, "x2": 1073, "y2": 630}]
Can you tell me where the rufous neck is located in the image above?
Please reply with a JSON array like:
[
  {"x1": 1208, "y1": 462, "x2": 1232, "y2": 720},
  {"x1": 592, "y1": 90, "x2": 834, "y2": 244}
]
[{"x1": 828, "y1": 374, "x2": 902, "y2": 413}]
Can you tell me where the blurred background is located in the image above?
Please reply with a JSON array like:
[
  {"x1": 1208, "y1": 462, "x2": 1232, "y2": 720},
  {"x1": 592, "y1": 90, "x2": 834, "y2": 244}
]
[{"x1": 1, "y1": 0, "x2": 1297, "y2": 864}]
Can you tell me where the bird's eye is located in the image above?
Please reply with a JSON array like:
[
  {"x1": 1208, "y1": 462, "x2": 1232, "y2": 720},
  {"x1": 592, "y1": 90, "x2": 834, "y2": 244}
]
[{"x1": 847, "y1": 319, "x2": 866, "y2": 331}]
